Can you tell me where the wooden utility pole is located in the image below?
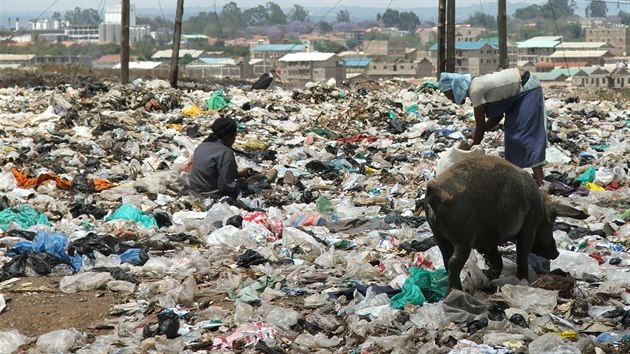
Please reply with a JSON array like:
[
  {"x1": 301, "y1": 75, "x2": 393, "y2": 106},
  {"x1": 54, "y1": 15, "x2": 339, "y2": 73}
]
[
  {"x1": 498, "y1": 0, "x2": 508, "y2": 69},
  {"x1": 170, "y1": 0, "x2": 185, "y2": 88},
  {"x1": 446, "y1": 0, "x2": 456, "y2": 72},
  {"x1": 121, "y1": 0, "x2": 129, "y2": 84},
  {"x1": 437, "y1": 0, "x2": 446, "y2": 79}
]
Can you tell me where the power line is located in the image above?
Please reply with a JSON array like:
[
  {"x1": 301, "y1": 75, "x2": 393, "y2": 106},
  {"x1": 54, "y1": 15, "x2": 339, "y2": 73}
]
[
  {"x1": 360, "y1": 0, "x2": 395, "y2": 63},
  {"x1": 6, "y1": 0, "x2": 60, "y2": 41}
]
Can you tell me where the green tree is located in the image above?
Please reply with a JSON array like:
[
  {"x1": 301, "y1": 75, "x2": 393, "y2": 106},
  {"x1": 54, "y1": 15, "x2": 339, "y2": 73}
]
[
  {"x1": 379, "y1": 9, "x2": 400, "y2": 28},
  {"x1": 585, "y1": 1, "x2": 607, "y2": 18},
  {"x1": 346, "y1": 38, "x2": 360, "y2": 49},
  {"x1": 319, "y1": 21, "x2": 333, "y2": 33},
  {"x1": 266, "y1": 2, "x2": 287, "y2": 25},
  {"x1": 244, "y1": 5, "x2": 270, "y2": 26},
  {"x1": 466, "y1": 11, "x2": 497, "y2": 30},
  {"x1": 288, "y1": 4, "x2": 309, "y2": 22},
  {"x1": 314, "y1": 40, "x2": 345, "y2": 53},
  {"x1": 179, "y1": 53, "x2": 194, "y2": 65},
  {"x1": 621, "y1": 10, "x2": 630, "y2": 25},
  {"x1": 51, "y1": 12, "x2": 62, "y2": 22},
  {"x1": 515, "y1": 0, "x2": 575, "y2": 20},
  {"x1": 221, "y1": 2, "x2": 244, "y2": 37},
  {"x1": 133, "y1": 40, "x2": 155, "y2": 60},
  {"x1": 336, "y1": 9, "x2": 350, "y2": 23},
  {"x1": 399, "y1": 11, "x2": 420, "y2": 32},
  {"x1": 63, "y1": 7, "x2": 102, "y2": 25}
]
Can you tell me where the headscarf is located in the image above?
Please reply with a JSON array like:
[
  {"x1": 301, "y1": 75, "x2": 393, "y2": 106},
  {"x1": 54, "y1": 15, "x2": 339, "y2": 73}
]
[
  {"x1": 439, "y1": 73, "x2": 472, "y2": 105},
  {"x1": 204, "y1": 117, "x2": 237, "y2": 142}
]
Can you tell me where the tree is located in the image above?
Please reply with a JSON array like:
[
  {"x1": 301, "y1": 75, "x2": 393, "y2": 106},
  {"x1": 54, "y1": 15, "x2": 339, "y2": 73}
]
[
  {"x1": 346, "y1": 38, "x2": 360, "y2": 50},
  {"x1": 319, "y1": 21, "x2": 333, "y2": 33},
  {"x1": 585, "y1": 1, "x2": 608, "y2": 18},
  {"x1": 514, "y1": 0, "x2": 575, "y2": 20},
  {"x1": 266, "y1": 2, "x2": 287, "y2": 25},
  {"x1": 221, "y1": 2, "x2": 244, "y2": 37},
  {"x1": 244, "y1": 5, "x2": 270, "y2": 26},
  {"x1": 399, "y1": 11, "x2": 420, "y2": 32},
  {"x1": 179, "y1": 53, "x2": 194, "y2": 65},
  {"x1": 380, "y1": 9, "x2": 400, "y2": 28},
  {"x1": 336, "y1": 9, "x2": 350, "y2": 23},
  {"x1": 133, "y1": 40, "x2": 155, "y2": 60},
  {"x1": 466, "y1": 11, "x2": 496, "y2": 30},
  {"x1": 64, "y1": 7, "x2": 102, "y2": 25},
  {"x1": 621, "y1": 10, "x2": 630, "y2": 25},
  {"x1": 314, "y1": 40, "x2": 345, "y2": 53},
  {"x1": 51, "y1": 12, "x2": 62, "y2": 22},
  {"x1": 288, "y1": 4, "x2": 309, "y2": 22}
]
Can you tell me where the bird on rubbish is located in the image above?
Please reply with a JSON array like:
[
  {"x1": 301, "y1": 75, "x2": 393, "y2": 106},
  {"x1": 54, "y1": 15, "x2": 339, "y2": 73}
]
[{"x1": 251, "y1": 73, "x2": 273, "y2": 90}]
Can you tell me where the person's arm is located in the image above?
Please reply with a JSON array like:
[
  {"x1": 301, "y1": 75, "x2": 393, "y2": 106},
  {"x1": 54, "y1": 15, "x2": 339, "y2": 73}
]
[
  {"x1": 485, "y1": 114, "x2": 504, "y2": 131},
  {"x1": 472, "y1": 104, "x2": 487, "y2": 145},
  {"x1": 217, "y1": 150, "x2": 239, "y2": 197}
]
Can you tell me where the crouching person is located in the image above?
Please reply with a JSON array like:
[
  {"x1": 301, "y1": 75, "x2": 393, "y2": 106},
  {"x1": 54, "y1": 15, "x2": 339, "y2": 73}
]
[{"x1": 189, "y1": 117, "x2": 250, "y2": 198}]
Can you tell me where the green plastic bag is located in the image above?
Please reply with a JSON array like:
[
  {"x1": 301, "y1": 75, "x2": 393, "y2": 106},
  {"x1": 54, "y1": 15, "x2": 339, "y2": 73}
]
[
  {"x1": 206, "y1": 88, "x2": 231, "y2": 110},
  {"x1": 406, "y1": 104, "x2": 418, "y2": 113},
  {"x1": 0, "y1": 206, "x2": 50, "y2": 231},
  {"x1": 316, "y1": 195, "x2": 335, "y2": 213},
  {"x1": 390, "y1": 267, "x2": 448, "y2": 309},
  {"x1": 105, "y1": 204, "x2": 158, "y2": 228},
  {"x1": 415, "y1": 81, "x2": 438, "y2": 92},
  {"x1": 576, "y1": 166, "x2": 597, "y2": 185},
  {"x1": 387, "y1": 110, "x2": 397, "y2": 119}
]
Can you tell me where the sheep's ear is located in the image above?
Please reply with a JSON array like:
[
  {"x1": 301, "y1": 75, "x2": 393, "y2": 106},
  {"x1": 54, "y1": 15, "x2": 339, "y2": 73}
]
[
  {"x1": 553, "y1": 203, "x2": 589, "y2": 220},
  {"x1": 427, "y1": 181, "x2": 453, "y2": 204}
]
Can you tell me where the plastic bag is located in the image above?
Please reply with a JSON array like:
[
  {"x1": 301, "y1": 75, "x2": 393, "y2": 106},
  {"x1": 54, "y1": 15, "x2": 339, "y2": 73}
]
[
  {"x1": 143, "y1": 309, "x2": 180, "y2": 339},
  {"x1": 436, "y1": 140, "x2": 485, "y2": 176},
  {"x1": 576, "y1": 166, "x2": 596, "y2": 185},
  {"x1": 36, "y1": 329, "x2": 86, "y2": 353},
  {"x1": 0, "y1": 330, "x2": 29, "y2": 354},
  {"x1": 390, "y1": 267, "x2": 448, "y2": 309},
  {"x1": 237, "y1": 249, "x2": 268, "y2": 268},
  {"x1": 0, "y1": 205, "x2": 50, "y2": 231},
  {"x1": 206, "y1": 88, "x2": 231, "y2": 110},
  {"x1": 105, "y1": 204, "x2": 158, "y2": 228}
]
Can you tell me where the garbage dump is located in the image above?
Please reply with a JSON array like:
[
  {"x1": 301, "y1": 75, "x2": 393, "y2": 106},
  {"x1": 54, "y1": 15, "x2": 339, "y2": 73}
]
[{"x1": 0, "y1": 76, "x2": 628, "y2": 353}]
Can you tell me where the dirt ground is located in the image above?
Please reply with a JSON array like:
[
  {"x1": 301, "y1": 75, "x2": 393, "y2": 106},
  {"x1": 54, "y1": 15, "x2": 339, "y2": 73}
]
[{"x1": 0, "y1": 276, "x2": 123, "y2": 338}]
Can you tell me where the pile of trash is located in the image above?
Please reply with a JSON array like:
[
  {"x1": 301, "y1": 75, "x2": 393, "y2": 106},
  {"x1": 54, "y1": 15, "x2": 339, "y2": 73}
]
[{"x1": 0, "y1": 76, "x2": 628, "y2": 353}]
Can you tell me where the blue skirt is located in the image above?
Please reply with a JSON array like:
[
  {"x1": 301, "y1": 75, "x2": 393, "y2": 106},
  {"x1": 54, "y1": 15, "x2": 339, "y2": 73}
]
[{"x1": 486, "y1": 86, "x2": 547, "y2": 168}]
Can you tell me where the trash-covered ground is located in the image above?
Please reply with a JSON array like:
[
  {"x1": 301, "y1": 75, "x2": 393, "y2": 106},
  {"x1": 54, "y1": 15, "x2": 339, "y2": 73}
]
[{"x1": 0, "y1": 74, "x2": 628, "y2": 354}]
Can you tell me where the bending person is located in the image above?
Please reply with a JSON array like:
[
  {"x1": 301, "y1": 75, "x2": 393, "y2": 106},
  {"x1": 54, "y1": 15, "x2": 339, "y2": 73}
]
[{"x1": 439, "y1": 69, "x2": 547, "y2": 186}]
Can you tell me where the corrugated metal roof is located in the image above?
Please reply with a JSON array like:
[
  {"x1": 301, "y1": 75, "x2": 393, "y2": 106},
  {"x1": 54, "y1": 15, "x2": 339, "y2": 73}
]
[
  {"x1": 548, "y1": 68, "x2": 584, "y2": 76},
  {"x1": 190, "y1": 58, "x2": 236, "y2": 66},
  {"x1": 182, "y1": 34, "x2": 208, "y2": 39},
  {"x1": 253, "y1": 44, "x2": 305, "y2": 52},
  {"x1": 429, "y1": 41, "x2": 494, "y2": 51},
  {"x1": 201, "y1": 58, "x2": 236, "y2": 65},
  {"x1": 556, "y1": 42, "x2": 612, "y2": 49},
  {"x1": 0, "y1": 54, "x2": 35, "y2": 61},
  {"x1": 345, "y1": 58, "x2": 372, "y2": 67},
  {"x1": 113, "y1": 61, "x2": 163, "y2": 70},
  {"x1": 517, "y1": 40, "x2": 560, "y2": 49},
  {"x1": 151, "y1": 49, "x2": 204, "y2": 59},
  {"x1": 533, "y1": 72, "x2": 567, "y2": 81},
  {"x1": 549, "y1": 50, "x2": 613, "y2": 58},
  {"x1": 279, "y1": 52, "x2": 337, "y2": 62}
]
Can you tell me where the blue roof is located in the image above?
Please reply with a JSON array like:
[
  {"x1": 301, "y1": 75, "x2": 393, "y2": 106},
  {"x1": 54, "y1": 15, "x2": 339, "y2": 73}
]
[
  {"x1": 344, "y1": 58, "x2": 372, "y2": 67},
  {"x1": 429, "y1": 41, "x2": 495, "y2": 51},
  {"x1": 253, "y1": 44, "x2": 305, "y2": 52}
]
